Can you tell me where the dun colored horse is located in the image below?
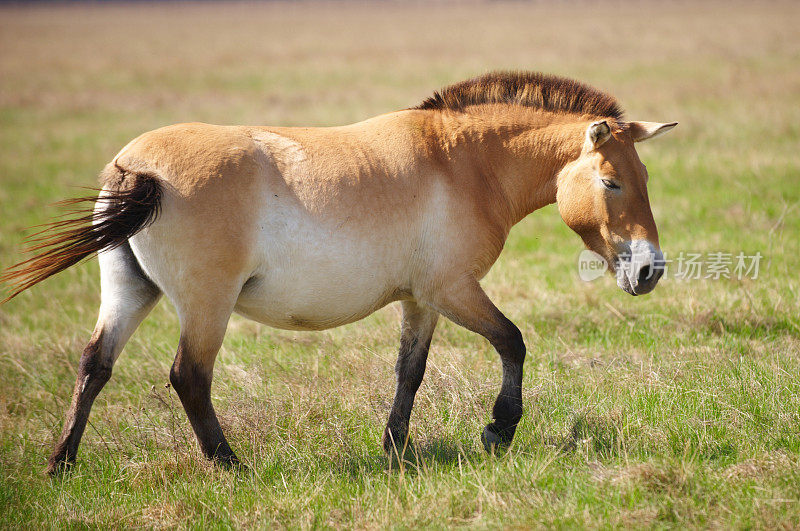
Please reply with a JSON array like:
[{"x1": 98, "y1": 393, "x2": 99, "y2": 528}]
[{"x1": 1, "y1": 72, "x2": 676, "y2": 474}]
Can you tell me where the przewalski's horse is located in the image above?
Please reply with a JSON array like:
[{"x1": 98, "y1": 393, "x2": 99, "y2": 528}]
[{"x1": 1, "y1": 72, "x2": 676, "y2": 475}]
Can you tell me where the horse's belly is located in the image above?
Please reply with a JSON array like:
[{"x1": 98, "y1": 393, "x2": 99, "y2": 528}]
[
  {"x1": 234, "y1": 279, "x2": 400, "y2": 331},
  {"x1": 233, "y1": 243, "x2": 408, "y2": 331}
]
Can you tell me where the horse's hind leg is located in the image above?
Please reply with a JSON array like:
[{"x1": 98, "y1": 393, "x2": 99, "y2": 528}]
[
  {"x1": 382, "y1": 301, "x2": 439, "y2": 455},
  {"x1": 169, "y1": 295, "x2": 239, "y2": 466},
  {"x1": 47, "y1": 243, "x2": 161, "y2": 475}
]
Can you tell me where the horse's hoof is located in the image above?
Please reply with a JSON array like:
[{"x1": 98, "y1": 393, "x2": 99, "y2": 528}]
[
  {"x1": 481, "y1": 425, "x2": 510, "y2": 454},
  {"x1": 382, "y1": 427, "x2": 411, "y2": 457},
  {"x1": 45, "y1": 458, "x2": 74, "y2": 477},
  {"x1": 212, "y1": 452, "x2": 243, "y2": 471}
]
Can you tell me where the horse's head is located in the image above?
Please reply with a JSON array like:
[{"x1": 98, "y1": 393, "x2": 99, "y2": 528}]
[{"x1": 557, "y1": 120, "x2": 677, "y2": 295}]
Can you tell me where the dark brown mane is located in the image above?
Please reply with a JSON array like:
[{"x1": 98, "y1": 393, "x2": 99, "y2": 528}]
[{"x1": 414, "y1": 71, "x2": 624, "y2": 120}]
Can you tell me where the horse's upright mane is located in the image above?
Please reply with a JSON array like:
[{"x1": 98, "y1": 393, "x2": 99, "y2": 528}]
[{"x1": 414, "y1": 71, "x2": 624, "y2": 120}]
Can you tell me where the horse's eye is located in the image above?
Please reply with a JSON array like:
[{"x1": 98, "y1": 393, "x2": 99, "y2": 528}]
[{"x1": 601, "y1": 179, "x2": 620, "y2": 190}]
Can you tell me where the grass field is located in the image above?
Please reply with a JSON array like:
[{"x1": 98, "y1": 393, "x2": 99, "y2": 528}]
[{"x1": 1, "y1": 1, "x2": 800, "y2": 528}]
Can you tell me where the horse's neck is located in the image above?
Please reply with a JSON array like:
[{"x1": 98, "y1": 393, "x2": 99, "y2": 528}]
[{"x1": 432, "y1": 108, "x2": 585, "y2": 227}]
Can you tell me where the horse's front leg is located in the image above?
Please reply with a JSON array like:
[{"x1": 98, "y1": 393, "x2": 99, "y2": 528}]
[
  {"x1": 432, "y1": 276, "x2": 526, "y2": 452},
  {"x1": 382, "y1": 300, "x2": 439, "y2": 456}
]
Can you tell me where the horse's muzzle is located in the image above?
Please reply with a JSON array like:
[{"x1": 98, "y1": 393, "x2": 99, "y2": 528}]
[{"x1": 616, "y1": 240, "x2": 665, "y2": 296}]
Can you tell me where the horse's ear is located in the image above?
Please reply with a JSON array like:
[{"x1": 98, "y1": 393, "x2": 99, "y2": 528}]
[
  {"x1": 628, "y1": 121, "x2": 678, "y2": 142},
  {"x1": 586, "y1": 120, "x2": 612, "y2": 149}
]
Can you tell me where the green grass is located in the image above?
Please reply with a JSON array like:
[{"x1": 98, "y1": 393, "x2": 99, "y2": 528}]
[{"x1": 1, "y1": 1, "x2": 799, "y2": 528}]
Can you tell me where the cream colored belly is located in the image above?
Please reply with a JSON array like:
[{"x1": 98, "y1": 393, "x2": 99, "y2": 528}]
[
  {"x1": 233, "y1": 278, "x2": 402, "y2": 331},
  {"x1": 232, "y1": 223, "x2": 415, "y2": 331}
]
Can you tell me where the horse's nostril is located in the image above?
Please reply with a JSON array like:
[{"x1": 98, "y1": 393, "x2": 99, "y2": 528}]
[{"x1": 637, "y1": 265, "x2": 653, "y2": 286}]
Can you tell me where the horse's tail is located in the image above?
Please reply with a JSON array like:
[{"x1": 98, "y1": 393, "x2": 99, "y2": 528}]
[{"x1": 0, "y1": 166, "x2": 162, "y2": 303}]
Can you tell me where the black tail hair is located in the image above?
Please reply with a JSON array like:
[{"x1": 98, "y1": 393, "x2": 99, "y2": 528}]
[{"x1": 0, "y1": 172, "x2": 162, "y2": 303}]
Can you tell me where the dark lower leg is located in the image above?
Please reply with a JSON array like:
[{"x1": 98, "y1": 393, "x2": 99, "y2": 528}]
[
  {"x1": 482, "y1": 320, "x2": 525, "y2": 450},
  {"x1": 170, "y1": 344, "x2": 238, "y2": 465},
  {"x1": 483, "y1": 356, "x2": 524, "y2": 448},
  {"x1": 383, "y1": 336, "x2": 429, "y2": 453},
  {"x1": 383, "y1": 302, "x2": 438, "y2": 454},
  {"x1": 47, "y1": 331, "x2": 113, "y2": 475},
  {"x1": 430, "y1": 277, "x2": 526, "y2": 452}
]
